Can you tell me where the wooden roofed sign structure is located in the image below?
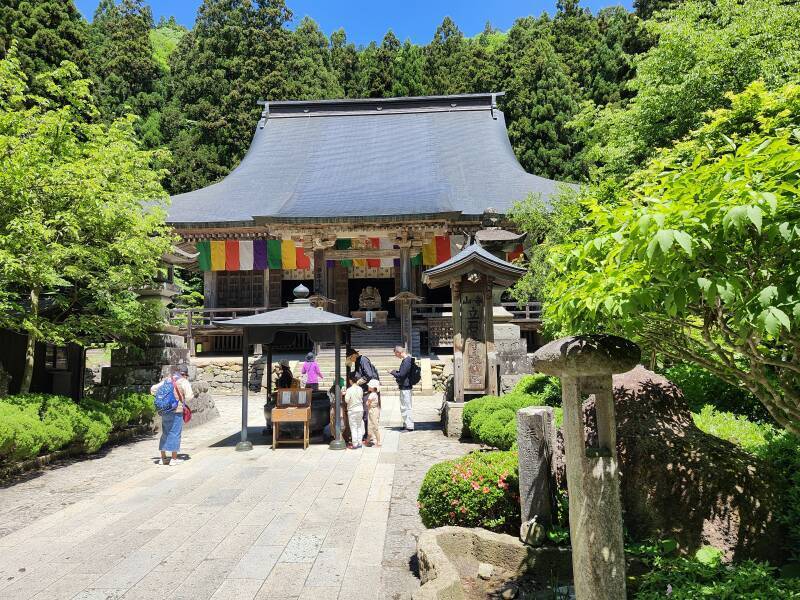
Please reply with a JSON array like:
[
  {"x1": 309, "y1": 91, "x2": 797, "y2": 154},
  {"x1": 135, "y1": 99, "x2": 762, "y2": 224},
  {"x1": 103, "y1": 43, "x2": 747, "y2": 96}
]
[{"x1": 423, "y1": 244, "x2": 526, "y2": 401}]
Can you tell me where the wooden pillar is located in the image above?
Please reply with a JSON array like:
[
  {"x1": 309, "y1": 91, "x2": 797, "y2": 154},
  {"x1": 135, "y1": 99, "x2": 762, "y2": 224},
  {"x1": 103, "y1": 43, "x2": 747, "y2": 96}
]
[
  {"x1": 204, "y1": 271, "x2": 217, "y2": 308},
  {"x1": 451, "y1": 280, "x2": 464, "y2": 402},
  {"x1": 236, "y1": 328, "x2": 253, "y2": 451},
  {"x1": 399, "y1": 246, "x2": 411, "y2": 292},
  {"x1": 330, "y1": 327, "x2": 346, "y2": 450},
  {"x1": 313, "y1": 248, "x2": 327, "y2": 297}
]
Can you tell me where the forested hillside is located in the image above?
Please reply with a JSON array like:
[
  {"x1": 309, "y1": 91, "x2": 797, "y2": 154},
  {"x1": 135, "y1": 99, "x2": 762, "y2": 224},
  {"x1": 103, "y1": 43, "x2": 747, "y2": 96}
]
[{"x1": 3, "y1": 0, "x2": 794, "y2": 195}]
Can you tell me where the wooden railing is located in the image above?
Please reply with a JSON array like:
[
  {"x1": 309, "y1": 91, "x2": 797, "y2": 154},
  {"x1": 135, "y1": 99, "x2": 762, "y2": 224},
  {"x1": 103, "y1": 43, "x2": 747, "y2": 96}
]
[{"x1": 411, "y1": 302, "x2": 542, "y2": 321}]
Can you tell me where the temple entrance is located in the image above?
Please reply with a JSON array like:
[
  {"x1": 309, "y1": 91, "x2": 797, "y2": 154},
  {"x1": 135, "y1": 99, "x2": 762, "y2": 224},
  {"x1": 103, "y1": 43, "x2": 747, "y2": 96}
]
[{"x1": 348, "y1": 278, "x2": 396, "y2": 319}]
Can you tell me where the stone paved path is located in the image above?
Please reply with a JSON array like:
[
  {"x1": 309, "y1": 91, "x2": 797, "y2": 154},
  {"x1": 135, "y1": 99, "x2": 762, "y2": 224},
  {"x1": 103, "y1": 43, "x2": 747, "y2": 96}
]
[{"x1": 0, "y1": 393, "x2": 475, "y2": 600}]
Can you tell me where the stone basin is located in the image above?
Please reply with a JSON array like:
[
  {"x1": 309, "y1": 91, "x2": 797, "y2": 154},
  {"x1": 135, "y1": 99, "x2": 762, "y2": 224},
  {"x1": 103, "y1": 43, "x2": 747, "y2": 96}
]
[{"x1": 415, "y1": 527, "x2": 572, "y2": 600}]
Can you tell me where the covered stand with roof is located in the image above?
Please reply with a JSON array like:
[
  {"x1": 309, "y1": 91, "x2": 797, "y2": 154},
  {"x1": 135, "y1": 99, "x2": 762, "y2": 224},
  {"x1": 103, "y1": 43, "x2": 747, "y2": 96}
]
[
  {"x1": 423, "y1": 244, "x2": 526, "y2": 402},
  {"x1": 166, "y1": 93, "x2": 567, "y2": 357},
  {"x1": 219, "y1": 284, "x2": 365, "y2": 451}
]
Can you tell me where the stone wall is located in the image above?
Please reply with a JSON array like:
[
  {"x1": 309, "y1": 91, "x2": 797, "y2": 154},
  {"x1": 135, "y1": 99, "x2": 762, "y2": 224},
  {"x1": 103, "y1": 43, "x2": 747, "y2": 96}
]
[
  {"x1": 431, "y1": 357, "x2": 452, "y2": 392},
  {"x1": 193, "y1": 356, "x2": 277, "y2": 394}
]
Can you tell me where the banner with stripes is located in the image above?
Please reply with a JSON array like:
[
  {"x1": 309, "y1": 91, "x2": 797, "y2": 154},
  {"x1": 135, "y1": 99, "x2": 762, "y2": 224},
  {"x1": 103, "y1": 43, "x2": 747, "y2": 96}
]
[{"x1": 195, "y1": 236, "x2": 523, "y2": 272}]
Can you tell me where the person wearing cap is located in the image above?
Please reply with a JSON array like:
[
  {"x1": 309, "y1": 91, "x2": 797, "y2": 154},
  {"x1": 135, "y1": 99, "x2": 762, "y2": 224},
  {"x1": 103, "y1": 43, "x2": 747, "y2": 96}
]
[
  {"x1": 346, "y1": 347, "x2": 379, "y2": 443},
  {"x1": 366, "y1": 379, "x2": 382, "y2": 447},
  {"x1": 150, "y1": 365, "x2": 194, "y2": 465},
  {"x1": 300, "y1": 352, "x2": 323, "y2": 391}
]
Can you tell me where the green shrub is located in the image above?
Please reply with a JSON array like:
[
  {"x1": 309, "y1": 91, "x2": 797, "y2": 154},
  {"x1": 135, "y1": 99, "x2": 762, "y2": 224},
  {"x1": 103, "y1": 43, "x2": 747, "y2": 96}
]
[
  {"x1": 513, "y1": 374, "x2": 561, "y2": 406},
  {"x1": 476, "y1": 408, "x2": 517, "y2": 450},
  {"x1": 665, "y1": 363, "x2": 771, "y2": 422},
  {"x1": 692, "y1": 405, "x2": 777, "y2": 452},
  {"x1": 418, "y1": 450, "x2": 520, "y2": 533},
  {"x1": 633, "y1": 556, "x2": 800, "y2": 599},
  {"x1": 0, "y1": 403, "x2": 47, "y2": 461},
  {"x1": 466, "y1": 392, "x2": 563, "y2": 450}
]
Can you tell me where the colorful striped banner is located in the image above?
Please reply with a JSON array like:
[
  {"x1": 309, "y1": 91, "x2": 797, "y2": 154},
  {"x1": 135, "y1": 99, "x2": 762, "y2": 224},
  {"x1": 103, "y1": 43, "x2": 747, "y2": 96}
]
[
  {"x1": 194, "y1": 235, "x2": 481, "y2": 272},
  {"x1": 507, "y1": 244, "x2": 524, "y2": 262}
]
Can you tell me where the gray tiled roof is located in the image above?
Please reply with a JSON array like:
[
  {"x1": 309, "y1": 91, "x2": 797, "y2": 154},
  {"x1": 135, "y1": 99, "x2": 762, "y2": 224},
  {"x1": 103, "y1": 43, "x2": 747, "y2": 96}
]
[{"x1": 167, "y1": 93, "x2": 569, "y2": 226}]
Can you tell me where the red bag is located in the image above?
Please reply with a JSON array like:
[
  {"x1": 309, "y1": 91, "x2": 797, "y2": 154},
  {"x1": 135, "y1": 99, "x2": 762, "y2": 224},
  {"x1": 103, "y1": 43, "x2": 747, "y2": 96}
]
[{"x1": 182, "y1": 404, "x2": 192, "y2": 423}]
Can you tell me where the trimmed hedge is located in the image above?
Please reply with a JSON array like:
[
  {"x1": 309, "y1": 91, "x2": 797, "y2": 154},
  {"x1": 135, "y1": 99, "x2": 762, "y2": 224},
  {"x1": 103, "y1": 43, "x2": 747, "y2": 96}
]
[
  {"x1": 462, "y1": 374, "x2": 563, "y2": 450},
  {"x1": 418, "y1": 450, "x2": 520, "y2": 533},
  {"x1": 0, "y1": 393, "x2": 155, "y2": 463}
]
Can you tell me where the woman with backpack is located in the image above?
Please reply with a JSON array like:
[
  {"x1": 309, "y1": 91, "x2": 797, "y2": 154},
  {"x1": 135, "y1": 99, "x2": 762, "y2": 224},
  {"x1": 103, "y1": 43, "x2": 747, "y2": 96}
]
[{"x1": 150, "y1": 365, "x2": 194, "y2": 466}]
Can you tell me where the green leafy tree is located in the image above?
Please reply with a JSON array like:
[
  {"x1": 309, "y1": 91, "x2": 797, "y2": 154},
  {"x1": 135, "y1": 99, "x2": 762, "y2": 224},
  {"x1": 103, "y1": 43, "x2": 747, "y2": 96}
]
[
  {"x1": 390, "y1": 41, "x2": 426, "y2": 98},
  {"x1": 634, "y1": 0, "x2": 684, "y2": 20},
  {"x1": 542, "y1": 81, "x2": 800, "y2": 434},
  {"x1": 589, "y1": 0, "x2": 800, "y2": 179},
  {"x1": 0, "y1": 0, "x2": 90, "y2": 96},
  {"x1": 357, "y1": 31, "x2": 400, "y2": 98},
  {"x1": 150, "y1": 16, "x2": 187, "y2": 72},
  {"x1": 502, "y1": 39, "x2": 583, "y2": 181},
  {"x1": 0, "y1": 50, "x2": 173, "y2": 392}
]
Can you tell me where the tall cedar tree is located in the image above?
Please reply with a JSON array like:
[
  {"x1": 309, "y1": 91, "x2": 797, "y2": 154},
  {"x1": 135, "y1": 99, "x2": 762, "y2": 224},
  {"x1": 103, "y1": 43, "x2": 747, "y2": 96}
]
[
  {"x1": 634, "y1": 0, "x2": 684, "y2": 19},
  {"x1": 391, "y1": 41, "x2": 426, "y2": 98},
  {"x1": 89, "y1": 0, "x2": 164, "y2": 144},
  {"x1": 424, "y1": 17, "x2": 469, "y2": 95},
  {"x1": 165, "y1": 0, "x2": 295, "y2": 193},
  {"x1": 285, "y1": 17, "x2": 342, "y2": 100},
  {"x1": 0, "y1": 0, "x2": 90, "y2": 96},
  {"x1": 503, "y1": 39, "x2": 582, "y2": 181},
  {"x1": 330, "y1": 29, "x2": 359, "y2": 98}
]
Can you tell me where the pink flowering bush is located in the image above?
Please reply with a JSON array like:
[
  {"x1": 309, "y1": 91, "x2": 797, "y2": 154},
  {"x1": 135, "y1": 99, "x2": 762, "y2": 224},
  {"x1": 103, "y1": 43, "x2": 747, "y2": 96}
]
[{"x1": 417, "y1": 450, "x2": 520, "y2": 533}]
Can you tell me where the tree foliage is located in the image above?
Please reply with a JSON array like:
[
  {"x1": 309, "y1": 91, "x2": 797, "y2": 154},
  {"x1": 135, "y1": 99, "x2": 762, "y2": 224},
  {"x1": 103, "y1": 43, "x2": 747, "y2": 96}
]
[
  {"x1": 0, "y1": 50, "x2": 173, "y2": 391},
  {"x1": 542, "y1": 80, "x2": 800, "y2": 434},
  {"x1": 588, "y1": 0, "x2": 800, "y2": 178}
]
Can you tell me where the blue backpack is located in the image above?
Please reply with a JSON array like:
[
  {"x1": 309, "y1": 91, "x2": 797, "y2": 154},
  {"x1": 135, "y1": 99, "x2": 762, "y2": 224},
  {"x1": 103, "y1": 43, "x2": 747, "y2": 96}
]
[{"x1": 154, "y1": 377, "x2": 179, "y2": 414}]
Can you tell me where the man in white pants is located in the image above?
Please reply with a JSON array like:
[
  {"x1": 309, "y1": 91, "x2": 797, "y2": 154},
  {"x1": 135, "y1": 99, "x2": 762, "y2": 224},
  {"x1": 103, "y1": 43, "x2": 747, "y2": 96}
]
[{"x1": 390, "y1": 345, "x2": 415, "y2": 431}]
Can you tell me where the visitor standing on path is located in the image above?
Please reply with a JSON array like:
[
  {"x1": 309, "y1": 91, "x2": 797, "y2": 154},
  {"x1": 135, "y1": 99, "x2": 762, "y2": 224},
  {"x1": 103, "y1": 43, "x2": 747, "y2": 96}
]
[
  {"x1": 391, "y1": 346, "x2": 416, "y2": 431},
  {"x1": 150, "y1": 365, "x2": 194, "y2": 465},
  {"x1": 346, "y1": 346, "x2": 379, "y2": 443},
  {"x1": 344, "y1": 375, "x2": 365, "y2": 449},
  {"x1": 300, "y1": 352, "x2": 323, "y2": 390}
]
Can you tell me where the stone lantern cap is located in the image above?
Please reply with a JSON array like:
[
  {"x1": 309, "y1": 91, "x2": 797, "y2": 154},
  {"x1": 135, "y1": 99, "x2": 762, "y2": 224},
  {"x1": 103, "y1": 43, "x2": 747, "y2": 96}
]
[{"x1": 532, "y1": 334, "x2": 640, "y2": 377}]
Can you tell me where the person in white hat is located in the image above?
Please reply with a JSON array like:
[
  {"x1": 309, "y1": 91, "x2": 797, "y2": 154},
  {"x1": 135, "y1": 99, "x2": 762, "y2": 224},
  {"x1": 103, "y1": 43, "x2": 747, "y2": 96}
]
[{"x1": 366, "y1": 379, "x2": 382, "y2": 447}]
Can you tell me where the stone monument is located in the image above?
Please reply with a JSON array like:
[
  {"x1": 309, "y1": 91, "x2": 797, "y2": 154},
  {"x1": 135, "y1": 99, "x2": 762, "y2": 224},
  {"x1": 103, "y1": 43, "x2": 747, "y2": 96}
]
[{"x1": 532, "y1": 335, "x2": 640, "y2": 600}]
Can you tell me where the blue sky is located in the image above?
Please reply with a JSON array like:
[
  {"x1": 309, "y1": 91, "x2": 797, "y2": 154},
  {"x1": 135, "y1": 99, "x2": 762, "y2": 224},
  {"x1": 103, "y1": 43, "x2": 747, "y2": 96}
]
[{"x1": 75, "y1": 0, "x2": 634, "y2": 46}]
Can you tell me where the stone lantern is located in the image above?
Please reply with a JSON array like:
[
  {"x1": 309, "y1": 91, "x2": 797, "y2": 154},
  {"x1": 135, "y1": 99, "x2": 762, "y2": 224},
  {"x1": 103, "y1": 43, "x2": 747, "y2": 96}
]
[{"x1": 532, "y1": 335, "x2": 640, "y2": 600}]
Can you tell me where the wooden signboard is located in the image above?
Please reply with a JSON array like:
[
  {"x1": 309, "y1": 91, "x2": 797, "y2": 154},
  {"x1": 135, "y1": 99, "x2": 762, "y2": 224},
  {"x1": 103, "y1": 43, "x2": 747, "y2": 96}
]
[{"x1": 461, "y1": 292, "x2": 486, "y2": 391}]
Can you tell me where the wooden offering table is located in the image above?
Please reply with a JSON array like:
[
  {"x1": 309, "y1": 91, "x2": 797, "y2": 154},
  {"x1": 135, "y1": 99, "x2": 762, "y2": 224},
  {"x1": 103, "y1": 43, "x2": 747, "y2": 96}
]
[{"x1": 272, "y1": 388, "x2": 312, "y2": 449}]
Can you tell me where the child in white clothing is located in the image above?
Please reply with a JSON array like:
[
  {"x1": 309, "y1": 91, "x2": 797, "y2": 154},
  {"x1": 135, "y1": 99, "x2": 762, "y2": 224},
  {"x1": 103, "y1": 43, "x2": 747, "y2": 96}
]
[
  {"x1": 344, "y1": 376, "x2": 365, "y2": 449},
  {"x1": 366, "y1": 379, "x2": 381, "y2": 447}
]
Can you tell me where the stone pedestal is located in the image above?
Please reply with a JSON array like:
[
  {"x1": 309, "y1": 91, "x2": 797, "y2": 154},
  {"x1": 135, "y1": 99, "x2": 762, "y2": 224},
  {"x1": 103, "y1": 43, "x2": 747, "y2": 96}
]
[
  {"x1": 442, "y1": 401, "x2": 465, "y2": 439},
  {"x1": 98, "y1": 333, "x2": 219, "y2": 429},
  {"x1": 516, "y1": 406, "x2": 555, "y2": 526}
]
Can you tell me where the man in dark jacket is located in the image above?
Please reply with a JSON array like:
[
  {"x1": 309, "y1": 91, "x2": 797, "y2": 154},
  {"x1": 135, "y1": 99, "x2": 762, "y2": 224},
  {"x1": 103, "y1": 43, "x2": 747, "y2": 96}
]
[
  {"x1": 347, "y1": 347, "x2": 379, "y2": 442},
  {"x1": 390, "y1": 345, "x2": 415, "y2": 431}
]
